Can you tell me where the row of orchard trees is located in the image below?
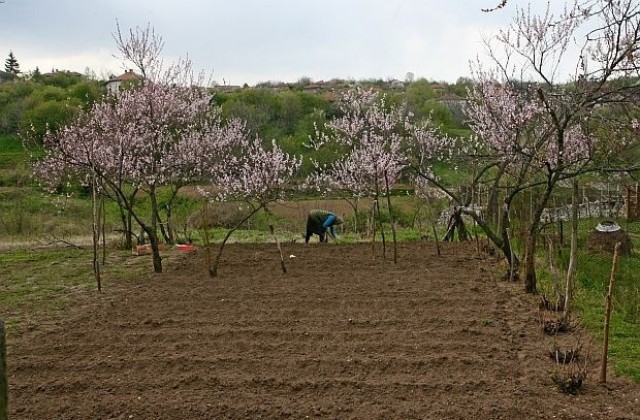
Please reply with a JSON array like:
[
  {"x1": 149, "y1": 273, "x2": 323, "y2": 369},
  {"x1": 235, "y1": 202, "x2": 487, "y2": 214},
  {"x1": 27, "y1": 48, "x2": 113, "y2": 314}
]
[
  {"x1": 453, "y1": 0, "x2": 640, "y2": 293},
  {"x1": 32, "y1": 24, "x2": 301, "y2": 278},
  {"x1": 33, "y1": 1, "x2": 640, "y2": 295},
  {"x1": 308, "y1": 0, "x2": 640, "y2": 293}
]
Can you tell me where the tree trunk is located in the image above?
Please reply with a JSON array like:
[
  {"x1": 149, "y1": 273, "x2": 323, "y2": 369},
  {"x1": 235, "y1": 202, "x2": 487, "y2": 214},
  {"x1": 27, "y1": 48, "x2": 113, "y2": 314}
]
[
  {"x1": 141, "y1": 226, "x2": 162, "y2": 273},
  {"x1": 486, "y1": 165, "x2": 506, "y2": 229},
  {"x1": 462, "y1": 202, "x2": 519, "y2": 273},
  {"x1": 116, "y1": 197, "x2": 133, "y2": 249},
  {"x1": 523, "y1": 231, "x2": 537, "y2": 293},
  {"x1": 148, "y1": 188, "x2": 163, "y2": 273},
  {"x1": 157, "y1": 213, "x2": 170, "y2": 244},
  {"x1": 159, "y1": 187, "x2": 180, "y2": 244},
  {"x1": 165, "y1": 202, "x2": 175, "y2": 244},
  {"x1": 113, "y1": 189, "x2": 136, "y2": 249},
  {"x1": 522, "y1": 180, "x2": 555, "y2": 294},
  {"x1": 498, "y1": 203, "x2": 519, "y2": 278},
  {"x1": 126, "y1": 209, "x2": 134, "y2": 248}
]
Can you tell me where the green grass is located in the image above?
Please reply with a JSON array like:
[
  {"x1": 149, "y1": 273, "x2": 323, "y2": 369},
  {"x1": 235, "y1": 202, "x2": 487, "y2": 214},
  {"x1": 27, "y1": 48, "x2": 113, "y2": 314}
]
[
  {"x1": 536, "y1": 218, "x2": 640, "y2": 383},
  {"x1": 0, "y1": 135, "x2": 28, "y2": 160},
  {"x1": 573, "y1": 249, "x2": 640, "y2": 382},
  {"x1": 575, "y1": 290, "x2": 640, "y2": 382},
  {"x1": 0, "y1": 248, "x2": 95, "y2": 331},
  {"x1": 1, "y1": 248, "x2": 92, "y2": 301},
  {"x1": 0, "y1": 187, "x2": 95, "y2": 238},
  {"x1": 0, "y1": 246, "x2": 151, "y2": 334},
  {"x1": 0, "y1": 135, "x2": 33, "y2": 187}
]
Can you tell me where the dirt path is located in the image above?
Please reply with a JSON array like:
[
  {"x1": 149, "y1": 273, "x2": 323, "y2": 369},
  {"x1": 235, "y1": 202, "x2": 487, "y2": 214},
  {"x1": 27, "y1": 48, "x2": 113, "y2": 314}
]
[{"x1": 6, "y1": 242, "x2": 640, "y2": 419}]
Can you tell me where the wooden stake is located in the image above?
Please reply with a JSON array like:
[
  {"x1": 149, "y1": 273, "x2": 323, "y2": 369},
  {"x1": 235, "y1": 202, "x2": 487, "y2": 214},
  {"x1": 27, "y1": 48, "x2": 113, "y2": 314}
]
[
  {"x1": 201, "y1": 200, "x2": 213, "y2": 273},
  {"x1": 545, "y1": 235, "x2": 564, "y2": 309},
  {"x1": 371, "y1": 200, "x2": 377, "y2": 259},
  {"x1": 506, "y1": 228, "x2": 515, "y2": 282},
  {"x1": 432, "y1": 223, "x2": 441, "y2": 256},
  {"x1": 384, "y1": 171, "x2": 398, "y2": 264},
  {"x1": 633, "y1": 183, "x2": 640, "y2": 220},
  {"x1": 564, "y1": 178, "x2": 579, "y2": 318},
  {"x1": 0, "y1": 319, "x2": 7, "y2": 420},
  {"x1": 599, "y1": 242, "x2": 621, "y2": 384},
  {"x1": 269, "y1": 224, "x2": 287, "y2": 274},
  {"x1": 91, "y1": 175, "x2": 102, "y2": 292}
]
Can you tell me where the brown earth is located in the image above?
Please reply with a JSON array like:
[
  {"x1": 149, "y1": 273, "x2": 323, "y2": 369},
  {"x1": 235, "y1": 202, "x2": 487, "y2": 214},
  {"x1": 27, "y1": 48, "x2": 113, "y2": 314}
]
[{"x1": 6, "y1": 241, "x2": 640, "y2": 419}]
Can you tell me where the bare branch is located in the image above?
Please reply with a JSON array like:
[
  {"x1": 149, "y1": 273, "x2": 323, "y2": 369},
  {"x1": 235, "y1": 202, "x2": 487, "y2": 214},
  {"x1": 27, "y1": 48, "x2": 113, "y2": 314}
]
[
  {"x1": 482, "y1": 0, "x2": 508, "y2": 13},
  {"x1": 112, "y1": 20, "x2": 164, "y2": 80}
]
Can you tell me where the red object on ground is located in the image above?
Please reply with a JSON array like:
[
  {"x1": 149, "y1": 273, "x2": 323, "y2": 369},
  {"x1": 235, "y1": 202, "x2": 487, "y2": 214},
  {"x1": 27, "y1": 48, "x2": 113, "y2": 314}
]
[{"x1": 175, "y1": 244, "x2": 196, "y2": 252}]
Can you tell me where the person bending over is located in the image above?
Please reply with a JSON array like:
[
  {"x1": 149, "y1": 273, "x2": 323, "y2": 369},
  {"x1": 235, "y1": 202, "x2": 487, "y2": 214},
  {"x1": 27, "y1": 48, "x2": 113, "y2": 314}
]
[{"x1": 305, "y1": 209, "x2": 343, "y2": 243}]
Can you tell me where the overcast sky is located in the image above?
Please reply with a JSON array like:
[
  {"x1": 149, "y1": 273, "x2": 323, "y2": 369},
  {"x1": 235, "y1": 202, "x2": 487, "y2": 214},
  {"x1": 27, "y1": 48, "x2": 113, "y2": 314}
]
[{"x1": 1, "y1": 0, "x2": 558, "y2": 86}]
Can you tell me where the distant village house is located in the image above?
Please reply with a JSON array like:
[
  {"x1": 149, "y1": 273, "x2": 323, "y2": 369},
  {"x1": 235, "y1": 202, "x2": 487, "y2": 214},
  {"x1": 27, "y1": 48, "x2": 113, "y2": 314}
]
[{"x1": 105, "y1": 69, "x2": 142, "y2": 94}]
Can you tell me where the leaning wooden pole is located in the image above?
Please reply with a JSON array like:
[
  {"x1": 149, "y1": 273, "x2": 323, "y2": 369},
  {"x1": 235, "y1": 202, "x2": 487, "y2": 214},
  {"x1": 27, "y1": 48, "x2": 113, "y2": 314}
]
[
  {"x1": 269, "y1": 224, "x2": 287, "y2": 274},
  {"x1": 599, "y1": 242, "x2": 621, "y2": 384},
  {"x1": 0, "y1": 319, "x2": 7, "y2": 420},
  {"x1": 432, "y1": 223, "x2": 441, "y2": 256}
]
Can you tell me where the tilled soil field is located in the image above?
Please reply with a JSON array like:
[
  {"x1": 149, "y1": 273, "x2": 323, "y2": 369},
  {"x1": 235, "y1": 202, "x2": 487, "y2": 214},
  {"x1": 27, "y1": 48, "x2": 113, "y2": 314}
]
[{"x1": 6, "y1": 241, "x2": 640, "y2": 419}]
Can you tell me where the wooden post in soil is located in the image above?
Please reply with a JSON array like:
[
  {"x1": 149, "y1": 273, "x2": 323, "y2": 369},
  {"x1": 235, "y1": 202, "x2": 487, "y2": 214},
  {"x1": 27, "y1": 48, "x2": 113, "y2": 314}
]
[
  {"x1": 627, "y1": 186, "x2": 631, "y2": 220},
  {"x1": 599, "y1": 242, "x2": 621, "y2": 384},
  {"x1": 0, "y1": 319, "x2": 7, "y2": 420},
  {"x1": 269, "y1": 224, "x2": 287, "y2": 274},
  {"x1": 564, "y1": 178, "x2": 579, "y2": 319},
  {"x1": 506, "y1": 228, "x2": 515, "y2": 282},
  {"x1": 91, "y1": 175, "x2": 102, "y2": 292},
  {"x1": 371, "y1": 200, "x2": 377, "y2": 260},
  {"x1": 432, "y1": 223, "x2": 441, "y2": 256},
  {"x1": 636, "y1": 183, "x2": 640, "y2": 221},
  {"x1": 201, "y1": 200, "x2": 213, "y2": 273},
  {"x1": 375, "y1": 198, "x2": 387, "y2": 260},
  {"x1": 384, "y1": 171, "x2": 398, "y2": 264},
  {"x1": 545, "y1": 235, "x2": 564, "y2": 310}
]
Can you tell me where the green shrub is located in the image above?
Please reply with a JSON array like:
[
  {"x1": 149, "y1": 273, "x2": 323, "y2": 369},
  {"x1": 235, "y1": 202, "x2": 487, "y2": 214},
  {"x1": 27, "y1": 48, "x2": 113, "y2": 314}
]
[
  {"x1": 343, "y1": 210, "x2": 369, "y2": 234},
  {"x1": 20, "y1": 100, "x2": 80, "y2": 140}
]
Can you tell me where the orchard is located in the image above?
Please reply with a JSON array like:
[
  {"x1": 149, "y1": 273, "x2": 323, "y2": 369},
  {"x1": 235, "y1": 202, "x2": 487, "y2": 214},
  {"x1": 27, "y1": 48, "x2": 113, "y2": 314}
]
[{"x1": 2, "y1": 1, "x2": 640, "y2": 418}]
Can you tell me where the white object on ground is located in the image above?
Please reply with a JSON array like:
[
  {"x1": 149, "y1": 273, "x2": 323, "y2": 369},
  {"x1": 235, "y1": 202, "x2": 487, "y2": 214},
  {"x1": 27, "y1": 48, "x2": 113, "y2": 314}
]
[{"x1": 595, "y1": 221, "x2": 621, "y2": 233}]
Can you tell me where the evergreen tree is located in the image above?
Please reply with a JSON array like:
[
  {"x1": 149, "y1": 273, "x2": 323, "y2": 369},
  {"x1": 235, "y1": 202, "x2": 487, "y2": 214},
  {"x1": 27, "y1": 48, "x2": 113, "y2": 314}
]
[
  {"x1": 4, "y1": 51, "x2": 20, "y2": 75},
  {"x1": 32, "y1": 66, "x2": 42, "y2": 81}
]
